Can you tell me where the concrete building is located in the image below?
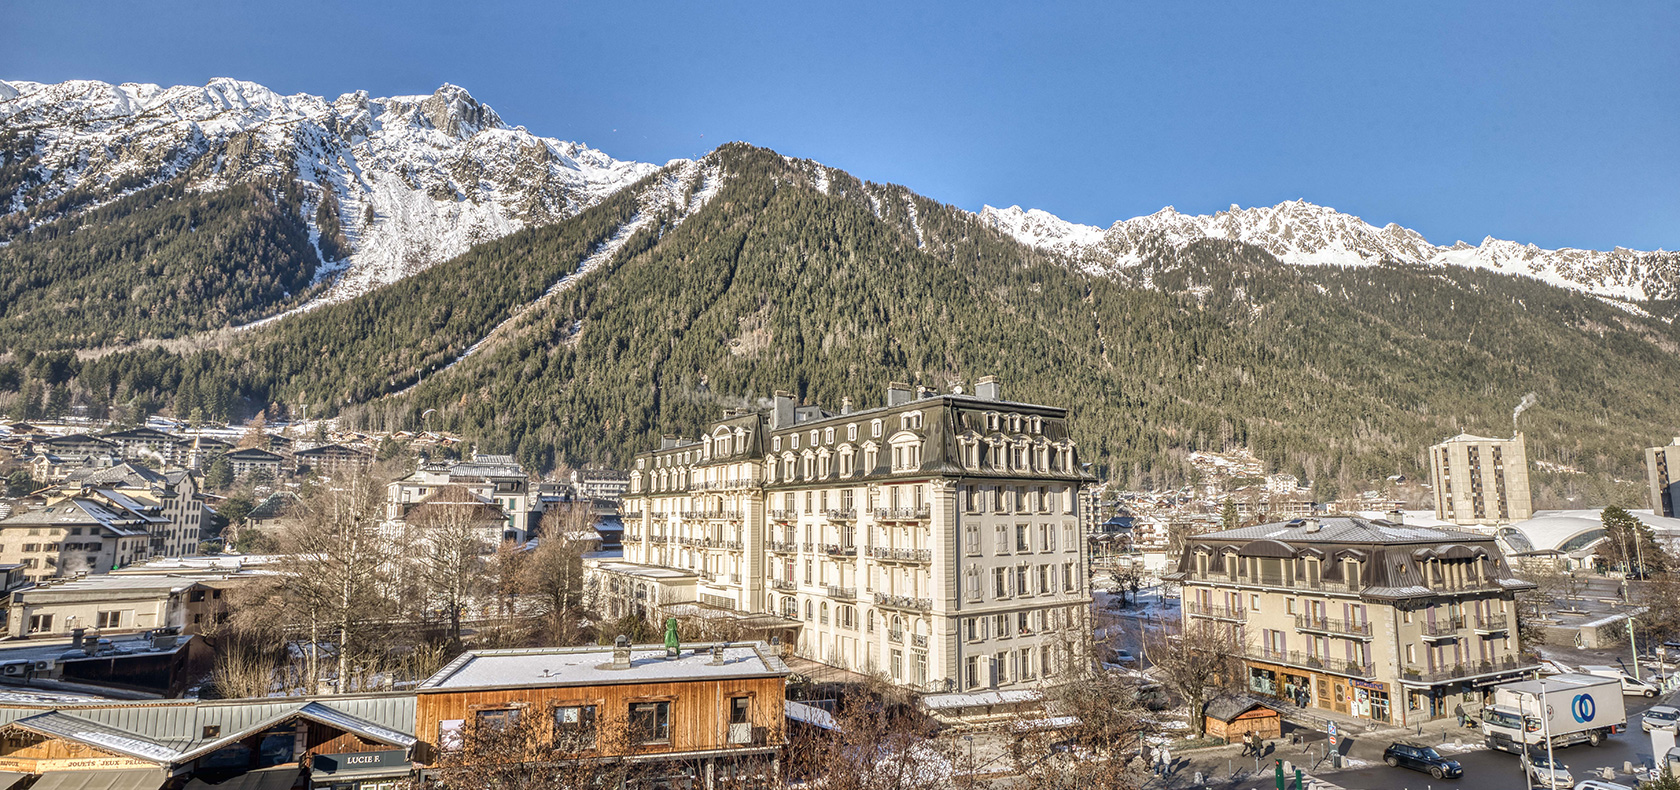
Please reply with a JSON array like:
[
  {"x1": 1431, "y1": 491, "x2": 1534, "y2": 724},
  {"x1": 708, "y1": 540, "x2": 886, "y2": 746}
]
[
  {"x1": 1429, "y1": 433, "x2": 1533, "y2": 526},
  {"x1": 571, "y1": 468, "x2": 631, "y2": 502},
  {"x1": 617, "y1": 378, "x2": 1095, "y2": 692},
  {"x1": 0, "y1": 499, "x2": 154, "y2": 583},
  {"x1": 293, "y1": 443, "x2": 372, "y2": 478},
  {"x1": 389, "y1": 455, "x2": 542, "y2": 541},
  {"x1": 61, "y1": 465, "x2": 205, "y2": 557},
  {"x1": 223, "y1": 448, "x2": 284, "y2": 480},
  {"x1": 1165, "y1": 515, "x2": 1538, "y2": 726},
  {"x1": 1648, "y1": 437, "x2": 1680, "y2": 518}
]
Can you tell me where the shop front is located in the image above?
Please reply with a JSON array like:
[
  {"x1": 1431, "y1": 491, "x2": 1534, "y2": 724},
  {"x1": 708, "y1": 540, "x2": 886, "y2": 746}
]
[
  {"x1": 1349, "y1": 679, "x2": 1390, "y2": 724},
  {"x1": 309, "y1": 750, "x2": 412, "y2": 790},
  {"x1": 1247, "y1": 665, "x2": 1314, "y2": 707}
]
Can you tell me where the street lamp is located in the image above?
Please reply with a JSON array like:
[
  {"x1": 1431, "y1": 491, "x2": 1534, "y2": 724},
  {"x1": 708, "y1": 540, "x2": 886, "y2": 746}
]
[{"x1": 1540, "y1": 677, "x2": 1557, "y2": 790}]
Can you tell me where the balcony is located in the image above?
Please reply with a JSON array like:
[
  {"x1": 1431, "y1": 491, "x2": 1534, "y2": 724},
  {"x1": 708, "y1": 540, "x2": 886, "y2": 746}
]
[
  {"x1": 622, "y1": 511, "x2": 645, "y2": 520},
  {"x1": 873, "y1": 507, "x2": 931, "y2": 521},
  {"x1": 1294, "y1": 615, "x2": 1373, "y2": 639},
  {"x1": 1421, "y1": 616, "x2": 1466, "y2": 639},
  {"x1": 768, "y1": 541, "x2": 799, "y2": 554},
  {"x1": 771, "y1": 579, "x2": 797, "y2": 591},
  {"x1": 824, "y1": 543, "x2": 858, "y2": 558},
  {"x1": 824, "y1": 509, "x2": 858, "y2": 521},
  {"x1": 825, "y1": 586, "x2": 857, "y2": 600},
  {"x1": 868, "y1": 546, "x2": 933, "y2": 563},
  {"x1": 1474, "y1": 614, "x2": 1510, "y2": 634},
  {"x1": 1184, "y1": 602, "x2": 1247, "y2": 622},
  {"x1": 1253, "y1": 649, "x2": 1375, "y2": 678},
  {"x1": 802, "y1": 542, "x2": 816, "y2": 554},
  {"x1": 1403, "y1": 656, "x2": 1527, "y2": 684},
  {"x1": 874, "y1": 593, "x2": 933, "y2": 612},
  {"x1": 911, "y1": 634, "x2": 928, "y2": 649},
  {"x1": 693, "y1": 538, "x2": 744, "y2": 551},
  {"x1": 769, "y1": 509, "x2": 798, "y2": 521},
  {"x1": 1181, "y1": 572, "x2": 1359, "y2": 595},
  {"x1": 680, "y1": 509, "x2": 741, "y2": 520},
  {"x1": 888, "y1": 630, "x2": 904, "y2": 643}
]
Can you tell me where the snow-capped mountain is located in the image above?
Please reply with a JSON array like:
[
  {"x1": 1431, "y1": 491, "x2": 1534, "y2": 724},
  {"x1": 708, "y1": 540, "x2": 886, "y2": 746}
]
[
  {"x1": 0, "y1": 77, "x2": 660, "y2": 305},
  {"x1": 979, "y1": 200, "x2": 1680, "y2": 304}
]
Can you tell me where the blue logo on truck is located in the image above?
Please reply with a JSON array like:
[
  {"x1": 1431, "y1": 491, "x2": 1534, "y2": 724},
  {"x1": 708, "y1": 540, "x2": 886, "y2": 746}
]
[{"x1": 1571, "y1": 694, "x2": 1596, "y2": 723}]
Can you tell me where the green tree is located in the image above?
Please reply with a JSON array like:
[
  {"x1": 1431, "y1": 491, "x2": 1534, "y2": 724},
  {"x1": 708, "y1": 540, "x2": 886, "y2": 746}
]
[
  {"x1": 1600, "y1": 506, "x2": 1667, "y2": 577},
  {"x1": 5, "y1": 469, "x2": 33, "y2": 497},
  {"x1": 1220, "y1": 499, "x2": 1238, "y2": 530},
  {"x1": 204, "y1": 457, "x2": 234, "y2": 491}
]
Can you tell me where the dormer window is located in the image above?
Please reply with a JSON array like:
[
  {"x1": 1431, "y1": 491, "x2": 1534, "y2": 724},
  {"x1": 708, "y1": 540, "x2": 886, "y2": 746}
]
[
  {"x1": 809, "y1": 429, "x2": 819, "y2": 447},
  {"x1": 871, "y1": 419, "x2": 883, "y2": 438},
  {"x1": 791, "y1": 434, "x2": 799, "y2": 450},
  {"x1": 847, "y1": 424, "x2": 858, "y2": 441},
  {"x1": 823, "y1": 428, "x2": 834, "y2": 444},
  {"x1": 773, "y1": 437, "x2": 781, "y2": 452}
]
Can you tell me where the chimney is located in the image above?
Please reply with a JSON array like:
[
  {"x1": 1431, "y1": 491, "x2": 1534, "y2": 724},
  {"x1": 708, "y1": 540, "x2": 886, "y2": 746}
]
[
  {"x1": 771, "y1": 391, "x2": 796, "y2": 429},
  {"x1": 612, "y1": 635, "x2": 632, "y2": 669},
  {"x1": 1387, "y1": 510, "x2": 1405, "y2": 525},
  {"x1": 769, "y1": 635, "x2": 784, "y2": 659},
  {"x1": 840, "y1": 396, "x2": 854, "y2": 415},
  {"x1": 886, "y1": 382, "x2": 912, "y2": 407},
  {"x1": 915, "y1": 385, "x2": 935, "y2": 400},
  {"x1": 709, "y1": 643, "x2": 726, "y2": 665},
  {"x1": 1302, "y1": 518, "x2": 1321, "y2": 533},
  {"x1": 70, "y1": 628, "x2": 85, "y2": 650},
  {"x1": 660, "y1": 435, "x2": 678, "y2": 450},
  {"x1": 975, "y1": 376, "x2": 1001, "y2": 401}
]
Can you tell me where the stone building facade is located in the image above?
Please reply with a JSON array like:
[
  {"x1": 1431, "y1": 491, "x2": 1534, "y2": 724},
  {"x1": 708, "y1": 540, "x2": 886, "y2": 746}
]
[
  {"x1": 617, "y1": 379, "x2": 1094, "y2": 692},
  {"x1": 1429, "y1": 433, "x2": 1533, "y2": 526}
]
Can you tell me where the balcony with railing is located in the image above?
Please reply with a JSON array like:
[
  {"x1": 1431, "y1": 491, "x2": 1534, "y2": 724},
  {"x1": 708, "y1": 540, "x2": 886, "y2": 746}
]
[
  {"x1": 680, "y1": 509, "x2": 742, "y2": 520},
  {"x1": 824, "y1": 509, "x2": 858, "y2": 521},
  {"x1": 1184, "y1": 602, "x2": 1247, "y2": 621},
  {"x1": 1253, "y1": 648, "x2": 1375, "y2": 678},
  {"x1": 693, "y1": 538, "x2": 744, "y2": 551},
  {"x1": 1474, "y1": 614, "x2": 1510, "y2": 633},
  {"x1": 769, "y1": 509, "x2": 798, "y2": 521},
  {"x1": 768, "y1": 541, "x2": 799, "y2": 554},
  {"x1": 1403, "y1": 655, "x2": 1528, "y2": 683},
  {"x1": 868, "y1": 546, "x2": 932, "y2": 563},
  {"x1": 622, "y1": 511, "x2": 645, "y2": 520},
  {"x1": 911, "y1": 634, "x2": 928, "y2": 649},
  {"x1": 770, "y1": 579, "x2": 797, "y2": 591},
  {"x1": 1294, "y1": 615, "x2": 1373, "y2": 639},
  {"x1": 825, "y1": 586, "x2": 857, "y2": 600},
  {"x1": 888, "y1": 630, "x2": 904, "y2": 643},
  {"x1": 1421, "y1": 616, "x2": 1466, "y2": 639},
  {"x1": 873, "y1": 506, "x2": 932, "y2": 521},
  {"x1": 874, "y1": 593, "x2": 933, "y2": 612},
  {"x1": 824, "y1": 543, "x2": 858, "y2": 558},
  {"x1": 1181, "y1": 571, "x2": 1360, "y2": 595}
]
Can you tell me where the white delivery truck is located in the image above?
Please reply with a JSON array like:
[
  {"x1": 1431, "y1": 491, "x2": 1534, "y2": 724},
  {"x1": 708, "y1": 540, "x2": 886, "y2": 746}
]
[
  {"x1": 1578, "y1": 665, "x2": 1662, "y2": 698},
  {"x1": 1481, "y1": 673, "x2": 1625, "y2": 753}
]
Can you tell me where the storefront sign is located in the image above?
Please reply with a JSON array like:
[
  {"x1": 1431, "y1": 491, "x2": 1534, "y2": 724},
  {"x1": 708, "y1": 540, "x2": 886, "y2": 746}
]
[
  {"x1": 0, "y1": 756, "x2": 158, "y2": 772},
  {"x1": 1351, "y1": 679, "x2": 1387, "y2": 692},
  {"x1": 311, "y1": 750, "x2": 409, "y2": 775}
]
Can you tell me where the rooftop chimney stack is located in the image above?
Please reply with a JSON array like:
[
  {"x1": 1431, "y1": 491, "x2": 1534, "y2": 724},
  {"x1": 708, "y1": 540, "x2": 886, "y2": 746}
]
[
  {"x1": 769, "y1": 635, "x2": 784, "y2": 658},
  {"x1": 976, "y1": 376, "x2": 1001, "y2": 401},
  {"x1": 772, "y1": 391, "x2": 796, "y2": 429},
  {"x1": 1303, "y1": 518, "x2": 1321, "y2": 533},
  {"x1": 1387, "y1": 510, "x2": 1405, "y2": 525},
  {"x1": 612, "y1": 635, "x2": 632, "y2": 669},
  {"x1": 915, "y1": 385, "x2": 934, "y2": 400},
  {"x1": 840, "y1": 396, "x2": 854, "y2": 415},
  {"x1": 709, "y1": 643, "x2": 726, "y2": 665},
  {"x1": 887, "y1": 382, "x2": 913, "y2": 407},
  {"x1": 660, "y1": 435, "x2": 678, "y2": 450},
  {"x1": 70, "y1": 628, "x2": 85, "y2": 650}
]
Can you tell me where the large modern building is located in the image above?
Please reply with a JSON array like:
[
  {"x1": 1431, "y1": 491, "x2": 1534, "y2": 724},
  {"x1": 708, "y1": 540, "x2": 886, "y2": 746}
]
[
  {"x1": 616, "y1": 378, "x2": 1095, "y2": 693},
  {"x1": 1165, "y1": 515, "x2": 1538, "y2": 726},
  {"x1": 1648, "y1": 437, "x2": 1680, "y2": 519},
  {"x1": 1429, "y1": 433, "x2": 1533, "y2": 526}
]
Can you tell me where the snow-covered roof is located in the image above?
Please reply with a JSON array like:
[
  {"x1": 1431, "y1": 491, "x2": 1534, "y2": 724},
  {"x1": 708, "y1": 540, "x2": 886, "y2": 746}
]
[
  {"x1": 1498, "y1": 509, "x2": 1680, "y2": 555},
  {"x1": 920, "y1": 690, "x2": 1043, "y2": 710},
  {"x1": 418, "y1": 642, "x2": 788, "y2": 692},
  {"x1": 784, "y1": 700, "x2": 838, "y2": 731}
]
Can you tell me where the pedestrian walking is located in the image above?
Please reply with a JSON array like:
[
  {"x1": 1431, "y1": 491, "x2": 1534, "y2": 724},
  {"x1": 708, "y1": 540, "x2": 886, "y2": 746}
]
[
  {"x1": 1455, "y1": 702, "x2": 1466, "y2": 728},
  {"x1": 1159, "y1": 744, "x2": 1172, "y2": 776}
]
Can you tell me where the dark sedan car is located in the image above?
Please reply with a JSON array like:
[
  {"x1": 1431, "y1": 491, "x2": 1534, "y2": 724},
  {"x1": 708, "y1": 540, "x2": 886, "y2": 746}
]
[{"x1": 1383, "y1": 742, "x2": 1463, "y2": 779}]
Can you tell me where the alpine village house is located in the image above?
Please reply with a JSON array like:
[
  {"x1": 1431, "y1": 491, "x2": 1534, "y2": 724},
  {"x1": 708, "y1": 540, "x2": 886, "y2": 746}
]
[{"x1": 1165, "y1": 515, "x2": 1539, "y2": 726}]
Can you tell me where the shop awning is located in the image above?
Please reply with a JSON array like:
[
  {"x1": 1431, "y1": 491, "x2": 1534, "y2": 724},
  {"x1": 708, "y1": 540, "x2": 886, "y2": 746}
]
[
  {"x1": 183, "y1": 767, "x2": 301, "y2": 790},
  {"x1": 32, "y1": 770, "x2": 168, "y2": 790},
  {"x1": 0, "y1": 772, "x2": 28, "y2": 790}
]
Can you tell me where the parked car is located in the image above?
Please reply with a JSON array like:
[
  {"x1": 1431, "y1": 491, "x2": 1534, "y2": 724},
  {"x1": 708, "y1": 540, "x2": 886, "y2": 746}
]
[
  {"x1": 1528, "y1": 753, "x2": 1573, "y2": 789},
  {"x1": 1111, "y1": 649, "x2": 1138, "y2": 664},
  {"x1": 1382, "y1": 742, "x2": 1463, "y2": 779},
  {"x1": 1643, "y1": 705, "x2": 1680, "y2": 732},
  {"x1": 1573, "y1": 780, "x2": 1633, "y2": 790}
]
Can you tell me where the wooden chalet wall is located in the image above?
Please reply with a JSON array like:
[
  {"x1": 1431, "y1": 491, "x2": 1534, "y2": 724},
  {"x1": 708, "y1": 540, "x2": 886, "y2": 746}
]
[{"x1": 415, "y1": 676, "x2": 785, "y2": 759}]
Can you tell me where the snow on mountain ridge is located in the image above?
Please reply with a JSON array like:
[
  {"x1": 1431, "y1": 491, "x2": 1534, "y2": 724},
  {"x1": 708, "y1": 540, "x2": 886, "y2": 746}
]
[
  {"x1": 981, "y1": 199, "x2": 1679, "y2": 303},
  {"x1": 0, "y1": 76, "x2": 660, "y2": 309}
]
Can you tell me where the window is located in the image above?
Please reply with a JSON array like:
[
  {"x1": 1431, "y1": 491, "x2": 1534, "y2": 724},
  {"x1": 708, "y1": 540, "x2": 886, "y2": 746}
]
[
  {"x1": 995, "y1": 524, "x2": 1009, "y2": 554},
  {"x1": 554, "y1": 705, "x2": 598, "y2": 750},
  {"x1": 965, "y1": 656, "x2": 981, "y2": 689},
  {"x1": 1250, "y1": 594, "x2": 1260, "y2": 612},
  {"x1": 629, "y1": 701, "x2": 671, "y2": 744},
  {"x1": 993, "y1": 567, "x2": 1008, "y2": 597},
  {"x1": 475, "y1": 708, "x2": 520, "y2": 732},
  {"x1": 27, "y1": 614, "x2": 51, "y2": 633},
  {"x1": 871, "y1": 420, "x2": 883, "y2": 438},
  {"x1": 964, "y1": 524, "x2": 980, "y2": 555},
  {"x1": 1015, "y1": 524, "x2": 1029, "y2": 552},
  {"x1": 96, "y1": 611, "x2": 121, "y2": 628}
]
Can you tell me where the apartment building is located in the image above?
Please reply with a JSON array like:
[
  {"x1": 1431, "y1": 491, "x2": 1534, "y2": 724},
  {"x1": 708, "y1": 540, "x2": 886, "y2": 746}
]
[
  {"x1": 0, "y1": 499, "x2": 154, "y2": 583},
  {"x1": 1647, "y1": 437, "x2": 1680, "y2": 518},
  {"x1": 1165, "y1": 515, "x2": 1537, "y2": 726},
  {"x1": 388, "y1": 455, "x2": 541, "y2": 542},
  {"x1": 294, "y1": 443, "x2": 373, "y2": 477},
  {"x1": 619, "y1": 378, "x2": 1094, "y2": 692},
  {"x1": 1429, "y1": 433, "x2": 1533, "y2": 526},
  {"x1": 63, "y1": 464, "x2": 205, "y2": 557}
]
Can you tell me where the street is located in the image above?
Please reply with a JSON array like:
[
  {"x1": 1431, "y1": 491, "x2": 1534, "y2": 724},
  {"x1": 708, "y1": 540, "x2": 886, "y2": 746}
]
[{"x1": 1223, "y1": 693, "x2": 1674, "y2": 790}]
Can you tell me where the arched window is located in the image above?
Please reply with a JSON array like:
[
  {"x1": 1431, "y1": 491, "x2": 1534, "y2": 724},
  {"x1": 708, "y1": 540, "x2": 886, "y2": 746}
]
[
  {"x1": 805, "y1": 600, "x2": 814, "y2": 621},
  {"x1": 820, "y1": 602, "x2": 829, "y2": 624}
]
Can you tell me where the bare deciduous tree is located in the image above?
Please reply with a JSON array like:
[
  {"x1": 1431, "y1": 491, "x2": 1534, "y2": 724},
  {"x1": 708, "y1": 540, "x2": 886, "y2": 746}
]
[{"x1": 1144, "y1": 618, "x2": 1243, "y2": 737}]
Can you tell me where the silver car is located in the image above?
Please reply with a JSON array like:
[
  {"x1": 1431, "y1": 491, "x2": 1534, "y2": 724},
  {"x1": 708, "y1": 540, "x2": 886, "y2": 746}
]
[
  {"x1": 1644, "y1": 705, "x2": 1680, "y2": 732},
  {"x1": 1529, "y1": 754, "x2": 1573, "y2": 789}
]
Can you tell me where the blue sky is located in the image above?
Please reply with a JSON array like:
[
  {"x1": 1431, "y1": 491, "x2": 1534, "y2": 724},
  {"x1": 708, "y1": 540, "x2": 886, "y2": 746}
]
[{"x1": 4, "y1": 1, "x2": 1676, "y2": 250}]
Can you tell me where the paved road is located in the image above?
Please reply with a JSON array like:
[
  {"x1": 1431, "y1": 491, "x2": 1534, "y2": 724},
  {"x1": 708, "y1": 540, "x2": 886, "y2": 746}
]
[{"x1": 1224, "y1": 694, "x2": 1670, "y2": 790}]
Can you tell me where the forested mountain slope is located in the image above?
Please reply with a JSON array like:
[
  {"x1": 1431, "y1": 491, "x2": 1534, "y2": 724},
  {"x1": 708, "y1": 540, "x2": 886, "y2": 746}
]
[{"x1": 3, "y1": 144, "x2": 1678, "y2": 497}]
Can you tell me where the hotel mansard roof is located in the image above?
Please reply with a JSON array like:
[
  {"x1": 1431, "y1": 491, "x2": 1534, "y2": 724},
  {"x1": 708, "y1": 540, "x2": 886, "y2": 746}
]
[
  {"x1": 1166, "y1": 515, "x2": 1536, "y2": 601},
  {"x1": 633, "y1": 389, "x2": 1092, "y2": 486}
]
